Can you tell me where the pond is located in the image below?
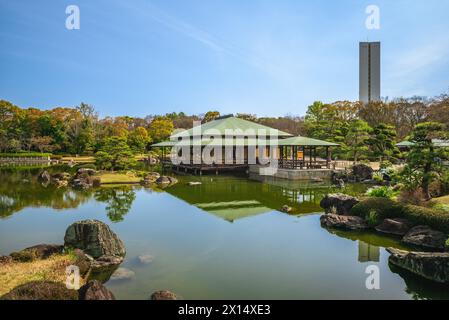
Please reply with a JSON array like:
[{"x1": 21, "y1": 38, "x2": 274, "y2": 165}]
[{"x1": 1, "y1": 168, "x2": 448, "y2": 300}]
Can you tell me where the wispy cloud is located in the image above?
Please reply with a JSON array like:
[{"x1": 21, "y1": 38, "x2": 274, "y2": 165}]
[{"x1": 115, "y1": 0, "x2": 289, "y2": 79}]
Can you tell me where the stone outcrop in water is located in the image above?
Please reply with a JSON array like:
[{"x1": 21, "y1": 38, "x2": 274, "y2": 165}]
[
  {"x1": 375, "y1": 218, "x2": 411, "y2": 236},
  {"x1": 320, "y1": 194, "x2": 359, "y2": 215},
  {"x1": 320, "y1": 213, "x2": 369, "y2": 230},
  {"x1": 78, "y1": 280, "x2": 115, "y2": 300},
  {"x1": 156, "y1": 176, "x2": 178, "y2": 185},
  {"x1": 402, "y1": 226, "x2": 447, "y2": 251},
  {"x1": 64, "y1": 220, "x2": 126, "y2": 260},
  {"x1": 150, "y1": 290, "x2": 178, "y2": 300},
  {"x1": 143, "y1": 172, "x2": 161, "y2": 185},
  {"x1": 38, "y1": 170, "x2": 51, "y2": 183},
  {"x1": 387, "y1": 248, "x2": 449, "y2": 284}
]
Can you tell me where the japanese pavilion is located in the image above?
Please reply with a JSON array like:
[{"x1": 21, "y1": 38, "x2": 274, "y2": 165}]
[{"x1": 151, "y1": 115, "x2": 339, "y2": 176}]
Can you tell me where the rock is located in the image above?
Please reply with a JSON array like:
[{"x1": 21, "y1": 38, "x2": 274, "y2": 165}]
[
  {"x1": 375, "y1": 218, "x2": 411, "y2": 236},
  {"x1": 188, "y1": 181, "x2": 202, "y2": 186},
  {"x1": 336, "y1": 178, "x2": 345, "y2": 188},
  {"x1": 91, "y1": 177, "x2": 101, "y2": 188},
  {"x1": 402, "y1": 225, "x2": 447, "y2": 251},
  {"x1": 387, "y1": 248, "x2": 449, "y2": 284},
  {"x1": 53, "y1": 179, "x2": 68, "y2": 188},
  {"x1": 137, "y1": 254, "x2": 154, "y2": 265},
  {"x1": 70, "y1": 178, "x2": 92, "y2": 190},
  {"x1": 150, "y1": 290, "x2": 178, "y2": 300},
  {"x1": 319, "y1": 193, "x2": 359, "y2": 215},
  {"x1": 145, "y1": 172, "x2": 160, "y2": 183},
  {"x1": 1, "y1": 281, "x2": 78, "y2": 300},
  {"x1": 77, "y1": 168, "x2": 96, "y2": 176},
  {"x1": 351, "y1": 164, "x2": 373, "y2": 181},
  {"x1": 64, "y1": 220, "x2": 126, "y2": 259},
  {"x1": 38, "y1": 170, "x2": 51, "y2": 183},
  {"x1": 281, "y1": 205, "x2": 292, "y2": 213},
  {"x1": 320, "y1": 214, "x2": 369, "y2": 230},
  {"x1": 110, "y1": 267, "x2": 135, "y2": 281},
  {"x1": 156, "y1": 176, "x2": 178, "y2": 185},
  {"x1": 10, "y1": 244, "x2": 64, "y2": 262},
  {"x1": 78, "y1": 280, "x2": 115, "y2": 300},
  {"x1": 0, "y1": 255, "x2": 12, "y2": 264},
  {"x1": 73, "y1": 249, "x2": 94, "y2": 277},
  {"x1": 52, "y1": 172, "x2": 71, "y2": 181}
]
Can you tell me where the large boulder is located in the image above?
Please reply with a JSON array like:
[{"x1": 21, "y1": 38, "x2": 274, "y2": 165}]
[
  {"x1": 351, "y1": 164, "x2": 373, "y2": 181},
  {"x1": 375, "y1": 218, "x2": 411, "y2": 236},
  {"x1": 52, "y1": 172, "x2": 71, "y2": 181},
  {"x1": 1, "y1": 281, "x2": 78, "y2": 300},
  {"x1": 78, "y1": 280, "x2": 115, "y2": 300},
  {"x1": 64, "y1": 220, "x2": 126, "y2": 260},
  {"x1": 387, "y1": 248, "x2": 449, "y2": 284},
  {"x1": 38, "y1": 170, "x2": 51, "y2": 183},
  {"x1": 10, "y1": 244, "x2": 64, "y2": 262},
  {"x1": 320, "y1": 214, "x2": 369, "y2": 230},
  {"x1": 77, "y1": 168, "x2": 96, "y2": 176},
  {"x1": 156, "y1": 176, "x2": 178, "y2": 185},
  {"x1": 402, "y1": 225, "x2": 447, "y2": 251},
  {"x1": 320, "y1": 194, "x2": 359, "y2": 215},
  {"x1": 150, "y1": 290, "x2": 178, "y2": 300},
  {"x1": 143, "y1": 172, "x2": 161, "y2": 184}
]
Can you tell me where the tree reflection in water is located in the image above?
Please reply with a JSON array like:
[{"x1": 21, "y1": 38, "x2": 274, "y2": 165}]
[{"x1": 94, "y1": 187, "x2": 136, "y2": 222}]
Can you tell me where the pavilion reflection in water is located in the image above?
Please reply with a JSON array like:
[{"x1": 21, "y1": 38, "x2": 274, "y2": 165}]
[
  {"x1": 358, "y1": 241, "x2": 380, "y2": 262},
  {"x1": 165, "y1": 176, "x2": 336, "y2": 222}
]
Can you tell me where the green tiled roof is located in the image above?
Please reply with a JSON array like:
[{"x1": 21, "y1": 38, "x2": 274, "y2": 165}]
[
  {"x1": 277, "y1": 136, "x2": 339, "y2": 146},
  {"x1": 151, "y1": 137, "x2": 285, "y2": 147},
  {"x1": 171, "y1": 116, "x2": 292, "y2": 138},
  {"x1": 396, "y1": 139, "x2": 449, "y2": 147}
]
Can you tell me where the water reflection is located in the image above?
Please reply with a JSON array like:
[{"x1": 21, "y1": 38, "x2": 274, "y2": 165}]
[
  {"x1": 94, "y1": 187, "x2": 136, "y2": 222},
  {"x1": 166, "y1": 175, "x2": 367, "y2": 221},
  {"x1": 358, "y1": 241, "x2": 380, "y2": 263}
]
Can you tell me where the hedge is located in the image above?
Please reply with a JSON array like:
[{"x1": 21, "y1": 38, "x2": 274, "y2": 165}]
[
  {"x1": 350, "y1": 197, "x2": 405, "y2": 220},
  {"x1": 350, "y1": 197, "x2": 449, "y2": 233},
  {"x1": 0, "y1": 152, "x2": 51, "y2": 158},
  {"x1": 403, "y1": 205, "x2": 449, "y2": 233}
]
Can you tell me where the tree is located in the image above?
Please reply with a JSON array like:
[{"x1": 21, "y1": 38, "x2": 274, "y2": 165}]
[
  {"x1": 30, "y1": 136, "x2": 56, "y2": 153},
  {"x1": 128, "y1": 126, "x2": 150, "y2": 153},
  {"x1": 95, "y1": 136, "x2": 136, "y2": 170},
  {"x1": 404, "y1": 122, "x2": 449, "y2": 199},
  {"x1": 202, "y1": 111, "x2": 220, "y2": 123},
  {"x1": 148, "y1": 117, "x2": 174, "y2": 143},
  {"x1": 236, "y1": 113, "x2": 257, "y2": 122},
  {"x1": 345, "y1": 120, "x2": 371, "y2": 163},
  {"x1": 368, "y1": 123, "x2": 398, "y2": 162}
]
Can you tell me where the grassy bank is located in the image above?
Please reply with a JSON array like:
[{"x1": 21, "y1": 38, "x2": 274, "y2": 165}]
[
  {"x1": 0, "y1": 254, "x2": 81, "y2": 297},
  {"x1": 96, "y1": 172, "x2": 142, "y2": 184},
  {"x1": 350, "y1": 197, "x2": 449, "y2": 233}
]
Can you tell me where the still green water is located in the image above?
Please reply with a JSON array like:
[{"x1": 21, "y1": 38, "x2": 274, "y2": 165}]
[{"x1": 1, "y1": 168, "x2": 448, "y2": 300}]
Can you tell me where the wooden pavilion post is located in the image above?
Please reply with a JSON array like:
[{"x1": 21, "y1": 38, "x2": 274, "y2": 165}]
[{"x1": 309, "y1": 146, "x2": 312, "y2": 168}]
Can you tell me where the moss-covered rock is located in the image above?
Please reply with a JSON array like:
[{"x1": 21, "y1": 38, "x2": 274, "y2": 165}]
[
  {"x1": 1, "y1": 281, "x2": 78, "y2": 300},
  {"x1": 64, "y1": 220, "x2": 126, "y2": 259}
]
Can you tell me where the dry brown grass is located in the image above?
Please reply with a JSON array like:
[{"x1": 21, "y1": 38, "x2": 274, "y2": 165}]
[{"x1": 0, "y1": 254, "x2": 84, "y2": 297}]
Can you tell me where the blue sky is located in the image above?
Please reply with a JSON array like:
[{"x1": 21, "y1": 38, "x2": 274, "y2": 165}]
[{"x1": 1, "y1": 0, "x2": 448, "y2": 117}]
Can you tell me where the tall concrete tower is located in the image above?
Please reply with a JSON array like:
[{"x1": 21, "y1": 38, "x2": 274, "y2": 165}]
[{"x1": 359, "y1": 42, "x2": 380, "y2": 104}]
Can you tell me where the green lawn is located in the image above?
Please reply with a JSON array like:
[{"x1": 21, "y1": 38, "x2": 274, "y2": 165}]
[
  {"x1": 96, "y1": 172, "x2": 142, "y2": 184},
  {"x1": 435, "y1": 195, "x2": 449, "y2": 205}
]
